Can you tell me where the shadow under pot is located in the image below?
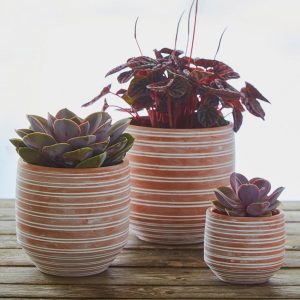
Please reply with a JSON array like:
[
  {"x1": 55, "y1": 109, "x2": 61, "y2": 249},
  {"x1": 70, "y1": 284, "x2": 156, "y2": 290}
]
[
  {"x1": 15, "y1": 159, "x2": 130, "y2": 277},
  {"x1": 204, "y1": 207, "x2": 285, "y2": 284},
  {"x1": 127, "y1": 123, "x2": 235, "y2": 245}
]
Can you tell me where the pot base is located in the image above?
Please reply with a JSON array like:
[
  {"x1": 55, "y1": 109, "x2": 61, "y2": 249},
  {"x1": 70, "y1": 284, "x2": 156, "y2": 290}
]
[
  {"x1": 133, "y1": 230, "x2": 204, "y2": 246},
  {"x1": 36, "y1": 264, "x2": 110, "y2": 277}
]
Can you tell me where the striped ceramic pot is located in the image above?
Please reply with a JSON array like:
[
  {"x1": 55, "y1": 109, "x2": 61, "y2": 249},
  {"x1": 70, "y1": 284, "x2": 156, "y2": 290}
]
[
  {"x1": 127, "y1": 124, "x2": 235, "y2": 245},
  {"x1": 204, "y1": 207, "x2": 285, "y2": 284},
  {"x1": 15, "y1": 159, "x2": 130, "y2": 277}
]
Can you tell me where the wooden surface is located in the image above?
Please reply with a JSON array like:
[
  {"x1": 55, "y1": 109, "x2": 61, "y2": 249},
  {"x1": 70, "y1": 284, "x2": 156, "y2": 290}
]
[{"x1": 0, "y1": 199, "x2": 300, "y2": 299}]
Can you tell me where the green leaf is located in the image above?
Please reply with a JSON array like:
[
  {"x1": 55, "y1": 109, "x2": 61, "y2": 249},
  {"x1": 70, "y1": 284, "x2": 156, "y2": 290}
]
[
  {"x1": 63, "y1": 147, "x2": 93, "y2": 163},
  {"x1": 23, "y1": 132, "x2": 56, "y2": 150},
  {"x1": 67, "y1": 135, "x2": 96, "y2": 148},
  {"x1": 76, "y1": 152, "x2": 107, "y2": 168},
  {"x1": 15, "y1": 129, "x2": 34, "y2": 138},
  {"x1": 42, "y1": 143, "x2": 71, "y2": 159},
  {"x1": 18, "y1": 147, "x2": 46, "y2": 166},
  {"x1": 9, "y1": 138, "x2": 26, "y2": 148}
]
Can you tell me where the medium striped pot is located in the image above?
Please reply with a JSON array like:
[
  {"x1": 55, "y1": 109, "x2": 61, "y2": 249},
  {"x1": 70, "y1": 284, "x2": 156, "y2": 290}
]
[
  {"x1": 204, "y1": 207, "x2": 285, "y2": 284},
  {"x1": 15, "y1": 159, "x2": 130, "y2": 277},
  {"x1": 127, "y1": 124, "x2": 235, "y2": 245}
]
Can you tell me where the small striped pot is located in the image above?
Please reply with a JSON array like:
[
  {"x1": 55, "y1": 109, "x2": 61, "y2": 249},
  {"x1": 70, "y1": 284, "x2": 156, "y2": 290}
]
[
  {"x1": 204, "y1": 207, "x2": 285, "y2": 284},
  {"x1": 15, "y1": 159, "x2": 130, "y2": 277},
  {"x1": 127, "y1": 124, "x2": 235, "y2": 245}
]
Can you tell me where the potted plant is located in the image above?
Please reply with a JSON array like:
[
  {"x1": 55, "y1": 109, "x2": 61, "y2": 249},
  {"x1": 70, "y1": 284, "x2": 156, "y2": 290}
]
[
  {"x1": 204, "y1": 172, "x2": 285, "y2": 284},
  {"x1": 83, "y1": 1, "x2": 269, "y2": 244},
  {"x1": 10, "y1": 108, "x2": 134, "y2": 276}
]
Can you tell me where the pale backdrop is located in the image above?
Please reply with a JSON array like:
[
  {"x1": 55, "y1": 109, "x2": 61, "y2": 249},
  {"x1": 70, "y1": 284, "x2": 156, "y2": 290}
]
[{"x1": 0, "y1": 0, "x2": 299, "y2": 199}]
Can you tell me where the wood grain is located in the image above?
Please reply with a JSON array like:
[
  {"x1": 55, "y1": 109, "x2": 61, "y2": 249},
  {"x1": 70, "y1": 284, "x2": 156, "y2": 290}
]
[
  {"x1": 1, "y1": 267, "x2": 300, "y2": 286},
  {"x1": 1, "y1": 284, "x2": 300, "y2": 298}
]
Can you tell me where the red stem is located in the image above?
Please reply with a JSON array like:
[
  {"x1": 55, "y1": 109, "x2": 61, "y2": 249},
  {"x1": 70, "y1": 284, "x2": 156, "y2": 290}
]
[{"x1": 189, "y1": 0, "x2": 199, "y2": 64}]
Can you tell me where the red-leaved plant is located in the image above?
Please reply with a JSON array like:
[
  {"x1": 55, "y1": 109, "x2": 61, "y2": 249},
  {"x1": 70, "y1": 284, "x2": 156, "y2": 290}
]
[{"x1": 83, "y1": 0, "x2": 269, "y2": 132}]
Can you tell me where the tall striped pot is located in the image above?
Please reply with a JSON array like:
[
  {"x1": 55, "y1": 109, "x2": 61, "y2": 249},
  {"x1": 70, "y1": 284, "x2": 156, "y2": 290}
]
[
  {"x1": 15, "y1": 159, "x2": 130, "y2": 277},
  {"x1": 127, "y1": 124, "x2": 235, "y2": 245},
  {"x1": 204, "y1": 207, "x2": 285, "y2": 284}
]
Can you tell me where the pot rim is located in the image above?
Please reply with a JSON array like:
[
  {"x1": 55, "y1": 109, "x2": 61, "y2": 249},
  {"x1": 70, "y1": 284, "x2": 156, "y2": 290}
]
[
  {"x1": 206, "y1": 206, "x2": 284, "y2": 222},
  {"x1": 18, "y1": 157, "x2": 129, "y2": 174},
  {"x1": 128, "y1": 122, "x2": 233, "y2": 133}
]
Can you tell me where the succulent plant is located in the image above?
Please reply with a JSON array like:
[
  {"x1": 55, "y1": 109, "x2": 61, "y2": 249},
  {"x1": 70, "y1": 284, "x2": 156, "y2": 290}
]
[
  {"x1": 213, "y1": 172, "x2": 285, "y2": 217},
  {"x1": 10, "y1": 108, "x2": 134, "y2": 168}
]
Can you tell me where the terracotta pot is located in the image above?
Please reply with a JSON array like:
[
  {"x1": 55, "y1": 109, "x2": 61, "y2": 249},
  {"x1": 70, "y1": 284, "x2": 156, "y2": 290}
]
[
  {"x1": 127, "y1": 124, "x2": 234, "y2": 245},
  {"x1": 204, "y1": 207, "x2": 285, "y2": 284},
  {"x1": 15, "y1": 159, "x2": 130, "y2": 277}
]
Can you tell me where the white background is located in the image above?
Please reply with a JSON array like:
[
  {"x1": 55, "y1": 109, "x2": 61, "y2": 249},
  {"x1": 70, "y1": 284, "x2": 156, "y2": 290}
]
[{"x1": 0, "y1": 0, "x2": 299, "y2": 199}]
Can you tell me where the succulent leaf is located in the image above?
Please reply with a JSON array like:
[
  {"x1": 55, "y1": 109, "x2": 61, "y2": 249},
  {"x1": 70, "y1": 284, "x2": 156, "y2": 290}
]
[
  {"x1": 251, "y1": 178, "x2": 271, "y2": 201},
  {"x1": 18, "y1": 147, "x2": 46, "y2": 166},
  {"x1": 15, "y1": 129, "x2": 34, "y2": 138},
  {"x1": 63, "y1": 147, "x2": 93, "y2": 163},
  {"x1": 53, "y1": 119, "x2": 81, "y2": 142},
  {"x1": 214, "y1": 186, "x2": 241, "y2": 209},
  {"x1": 27, "y1": 115, "x2": 48, "y2": 133},
  {"x1": 9, "y1": 138, "x2": 26, "y2": 148},
  {"x1": 55, "y1": 108, "x2": 76, "y2": 119},
  {"x1": 108, "y1": 118, "x2": 131, "y2": 143},
  {"x1": 237, "y1": 184, "x2": 260, "y2": 207},
  {"x1": 84, "y1": 112, "x2": 103, "y2": 134},
  {"x1": 42, "y1": 143, "x2": 71, "y2": 159},
  {"x1": 67, "y1": 135, "x2": 96, "y2": 148},
  {"x1": 76, "y1": 152, "x2": 107, "y2": 168},
  {"x1": 23, "y1": 133, "x2": 56, "y2": 150},
  {"x1": 230, "y1": 172, "x2": 249, "y2": 193},
  {"x1": 78, "y1": 121, "x2": 90, "y2": 136},
  {"x1": 89, "y1": 139, "x2": 110, "y2": 155},
  {"x1": 246, "y1": 201, "x2": 270, "y2": 217},
  {"x1": 267, "y1": 187, "x2": 285, "y2": 204}
]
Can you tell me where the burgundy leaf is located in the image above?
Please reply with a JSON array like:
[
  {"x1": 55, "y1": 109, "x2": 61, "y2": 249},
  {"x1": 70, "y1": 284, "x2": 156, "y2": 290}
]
[
  {"x1": 246, "y1": 201, "x2": 270, "y2": 217},
  {"x1": 204, "y1": 86, "x2": 241, "y2": 99},
  {"x1": 245, "y1": 82, "x2": 270, "y2": 103},
  {"x1": 159, "y1": 48, "x2": 184, "y2": 56},
  {"x1": 243, "y1": 97, "x2": 265, "y2": 119},
  {"x1": 116, "y1": 89, "x2": 127, "y2": 96},
  {"x1": 146, "y1": 79, "x2": 174, "y2": 92},
  {"x1": 267, "y1": 187, "x2": 285, "y2": 204},
  {"x1": 117, "y1": 70, "x2": 134, "y2": 84},
  {"x1": 230, "y1": 172, "x2": 249, "y2": 193},
  {"x1": 82, "y1": 84, "x2": 111, "y2": 107},
  {"x1": 237, "y1": 184, "x2": 260, "y2": 207},
  {"x1": 232, "y1": 107, "x2": 243, "y2": 132},
  {"x1": 105, "y1": 63, "x2": 128, "y2": 77}
]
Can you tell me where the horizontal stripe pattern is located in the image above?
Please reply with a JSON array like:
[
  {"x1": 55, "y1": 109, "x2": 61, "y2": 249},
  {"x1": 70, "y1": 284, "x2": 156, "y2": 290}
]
[
  {"x1": 127, "y1": 124, "x2": 235, "y2": 245},
  {"x1": 16, "y1": 159, "x2": 130, "y2": 277},
  {"x1": 204, "y1": 207, "x2": 285, "y2": 284}
]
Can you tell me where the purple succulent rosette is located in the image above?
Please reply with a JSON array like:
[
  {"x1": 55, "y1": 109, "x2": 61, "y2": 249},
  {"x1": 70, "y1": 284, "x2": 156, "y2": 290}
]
[
  {"x1": 10, "y1": 108, "x2": 134, "y2": 168},
  {"x1": 213, "y1": 172, "x2": 285, "y2": 217}
]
